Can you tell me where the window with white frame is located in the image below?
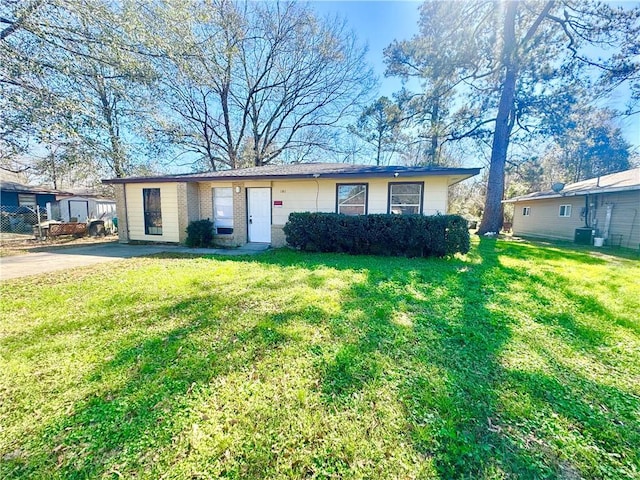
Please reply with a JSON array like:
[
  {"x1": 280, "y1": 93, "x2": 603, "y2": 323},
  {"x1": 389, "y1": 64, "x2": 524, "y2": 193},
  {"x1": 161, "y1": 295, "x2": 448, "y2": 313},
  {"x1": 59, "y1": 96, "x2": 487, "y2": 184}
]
[
  {"x1": 522, "y1": 206, "x2": 531, "y2": 216},
  {"x1": 388, "y1": 182, "x2": 423, "y2": 214},
  {"x1": 213, "y1": 187, "x2": 233, "y2": 234},
  {"x1": 336, "y1": 184, "x2": 367, "y2": 215},
  {"x1": 559, "y1": 204, "x2": 571, "y2": 217}
]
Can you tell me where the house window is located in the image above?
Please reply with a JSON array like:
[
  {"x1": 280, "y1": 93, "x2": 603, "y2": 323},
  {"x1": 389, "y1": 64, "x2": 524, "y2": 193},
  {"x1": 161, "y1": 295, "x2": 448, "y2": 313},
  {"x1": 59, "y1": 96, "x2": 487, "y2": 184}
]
[
  {"x1": 213, "y1": 187, "x2": 233, "y2": 234},
  {"x1": 18, "y1": 194, "x2": 36, "y2": 207},
  {"x1": 559, "y1": 204, "x2": 572, "y2": 217},
  {"x1": 143, "y1": 188, "x2": 162, "y2": 235},
  {"x1": 388, "y1": 182, "x2": 423, "y2": 214},
  {"x1": 522, "y1": 207, "x2": 531, "y2": 216},
  {"x1": 337, "y1": 184, "x2": 368, "y2": 215}
]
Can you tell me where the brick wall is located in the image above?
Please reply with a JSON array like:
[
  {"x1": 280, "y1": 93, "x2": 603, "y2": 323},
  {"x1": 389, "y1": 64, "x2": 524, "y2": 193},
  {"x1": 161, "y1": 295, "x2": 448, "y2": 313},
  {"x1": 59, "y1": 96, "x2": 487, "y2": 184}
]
[
  {"x1": 113, "y1": 184, "x2": 129, "y2": 243},
  {"x1": 175, "y1": 182, "x2": 202, "y2": 243},
  {"x1": 198, "y1": 183, "x2": 213, "y2": 221},
  {"x1": 271, "y1": 224, "x2": 286, "y2": 247},
  {"x1": 231, "y1": 182, "x2": 247, "y2": 246},
  {"x1": 186, "y1": 183, "x2": 200, "y2": 222},
  {"x1": 176, "y1": 183, "x2": 187, "y2": 243},
  {"x1": 197, "y1": 182, "x2": 248, "y2": 247}
]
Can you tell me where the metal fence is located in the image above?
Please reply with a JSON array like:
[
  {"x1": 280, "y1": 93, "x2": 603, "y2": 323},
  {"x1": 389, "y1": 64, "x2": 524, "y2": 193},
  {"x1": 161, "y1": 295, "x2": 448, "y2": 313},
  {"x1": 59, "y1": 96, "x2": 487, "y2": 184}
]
[{"x1": 0, "y1": 205, "x2": 45, "y2": 244}]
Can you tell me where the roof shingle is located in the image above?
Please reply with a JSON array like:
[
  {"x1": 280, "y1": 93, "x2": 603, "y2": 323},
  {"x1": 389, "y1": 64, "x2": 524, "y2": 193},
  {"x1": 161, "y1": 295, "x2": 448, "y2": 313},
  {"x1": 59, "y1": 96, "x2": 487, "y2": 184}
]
[
  {"x1": 103, "y1": 162, "x2": 480, "y2": 184},
  {"x1": 504, "y1": 167, "x2": 640, "y2": 203}
]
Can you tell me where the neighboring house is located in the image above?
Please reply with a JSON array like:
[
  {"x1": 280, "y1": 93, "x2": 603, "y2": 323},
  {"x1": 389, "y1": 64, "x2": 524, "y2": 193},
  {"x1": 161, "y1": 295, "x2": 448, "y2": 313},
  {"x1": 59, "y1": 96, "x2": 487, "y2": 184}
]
[
  {"x1": 103, "y1": 163, "x2": 481, "y2": 247},
  {"x1": 504, "y1": 167, "x2": 640, "y2": 249},
  {"x1": 0, "y1": 180, "x2": 71, "y2": 234},
  {"x1": 58, "y1": 195, "x2": 117, "y2": 223},
  {"x1": 0, "y1": 180, "x2": 68, "y2": 211}
]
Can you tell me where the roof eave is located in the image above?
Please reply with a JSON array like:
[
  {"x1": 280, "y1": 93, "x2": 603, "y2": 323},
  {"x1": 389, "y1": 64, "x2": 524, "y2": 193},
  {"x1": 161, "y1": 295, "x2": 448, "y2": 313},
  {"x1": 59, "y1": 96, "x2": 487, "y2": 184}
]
[
  {"x1": 503, "y1": 184, "x2": 640, "y2": 203},
  {"x1": 102, "y1": 167, "x2": 481, "y2": 185},
  {"x1": 0, "y1": 186, "x2": 70, "y2": 195},
  {"x1": 447, "y1": 171, "x2": 480, "y2": 186}
]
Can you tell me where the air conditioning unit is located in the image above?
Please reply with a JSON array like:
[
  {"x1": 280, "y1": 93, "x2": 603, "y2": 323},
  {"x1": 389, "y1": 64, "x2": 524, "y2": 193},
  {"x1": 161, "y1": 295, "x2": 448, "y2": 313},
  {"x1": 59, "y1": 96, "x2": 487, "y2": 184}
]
[{"x1": 574, "y1": 227, "x2": 594, "y2": 245}]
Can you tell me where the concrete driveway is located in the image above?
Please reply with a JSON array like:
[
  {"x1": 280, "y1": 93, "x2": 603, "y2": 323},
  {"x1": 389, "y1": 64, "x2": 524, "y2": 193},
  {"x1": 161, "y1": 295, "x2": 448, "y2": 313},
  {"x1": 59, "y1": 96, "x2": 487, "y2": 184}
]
[{"x1": 0, "y1": 242, "x2": 269, "y2": 281}]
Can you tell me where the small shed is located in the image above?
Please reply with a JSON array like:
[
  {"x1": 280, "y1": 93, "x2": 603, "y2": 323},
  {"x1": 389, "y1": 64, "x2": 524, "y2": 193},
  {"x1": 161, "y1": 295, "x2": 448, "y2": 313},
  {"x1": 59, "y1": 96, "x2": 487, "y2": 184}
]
[{"x1": 57, "y1": 195, "x2": 117, "y2": 222}]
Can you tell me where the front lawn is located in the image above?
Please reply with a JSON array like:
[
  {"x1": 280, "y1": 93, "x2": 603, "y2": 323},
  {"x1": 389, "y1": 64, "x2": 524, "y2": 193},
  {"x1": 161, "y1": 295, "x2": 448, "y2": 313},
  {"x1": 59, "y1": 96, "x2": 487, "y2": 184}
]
[{"x1": 1, "y1": 239, "x2": 638, "y2": 479}]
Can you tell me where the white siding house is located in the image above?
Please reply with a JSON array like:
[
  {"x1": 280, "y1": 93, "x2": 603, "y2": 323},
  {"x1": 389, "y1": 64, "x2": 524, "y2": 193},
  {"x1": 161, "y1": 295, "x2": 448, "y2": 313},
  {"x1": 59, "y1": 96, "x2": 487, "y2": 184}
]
[{"x1": 104, "y1": 163, "x2": 480, "y2": 247}]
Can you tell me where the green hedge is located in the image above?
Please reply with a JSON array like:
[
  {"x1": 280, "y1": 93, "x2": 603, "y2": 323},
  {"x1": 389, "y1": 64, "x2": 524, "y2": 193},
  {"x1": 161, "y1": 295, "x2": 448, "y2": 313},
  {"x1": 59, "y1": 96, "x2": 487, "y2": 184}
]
[
  {"x1": 283, "y1": 212, "x2": 470, "y2": 257},
  {"x1": 185, "y1": 219, "x2": 214, "y2": 248}
]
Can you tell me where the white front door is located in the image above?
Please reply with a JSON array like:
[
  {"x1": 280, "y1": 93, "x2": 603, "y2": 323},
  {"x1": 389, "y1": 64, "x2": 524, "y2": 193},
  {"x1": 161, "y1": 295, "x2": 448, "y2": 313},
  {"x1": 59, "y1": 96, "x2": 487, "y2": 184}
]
[
  {"x1": 69, "y1": 200, "x2": 89, "y2": 222},
  {"x1": 247, "y1": 188, "x2": 271, "y2": 243}
]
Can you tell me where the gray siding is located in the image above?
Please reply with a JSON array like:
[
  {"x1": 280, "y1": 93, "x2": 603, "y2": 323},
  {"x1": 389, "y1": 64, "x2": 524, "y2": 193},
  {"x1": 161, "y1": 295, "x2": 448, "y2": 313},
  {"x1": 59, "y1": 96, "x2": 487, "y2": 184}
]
[
  {"x1": 512, "y1": 190, "x2": 640, "y2": 248},
  {"x1": 592, "y1": 190, "x2": 640, "y2": 249}
]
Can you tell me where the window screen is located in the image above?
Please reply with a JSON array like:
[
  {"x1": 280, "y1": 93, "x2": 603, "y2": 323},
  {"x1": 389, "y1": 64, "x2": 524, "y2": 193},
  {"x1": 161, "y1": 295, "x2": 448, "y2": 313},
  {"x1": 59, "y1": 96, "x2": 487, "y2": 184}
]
[
  {"x1": 18, "y1": 194, "x2": 36, "y2": 207},
  {"x1": 143, "y1": 188, "x2": 162, "y2": 235}
]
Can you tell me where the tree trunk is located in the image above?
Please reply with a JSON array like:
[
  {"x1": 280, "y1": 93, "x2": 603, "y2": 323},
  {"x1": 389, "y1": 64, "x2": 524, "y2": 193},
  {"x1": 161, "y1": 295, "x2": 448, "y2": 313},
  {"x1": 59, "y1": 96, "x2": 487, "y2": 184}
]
[
  {"x1": 477, "y1": 1, "x2": 519, "y2": 235},
  {"x1": 429, "y1": 99, "x2": 439, "y2": 165},
  {"x1": 49, "y1": 152, "x2": 58, "y2": 189},
  {"x1": 97, "y1": 79, "x2": 126, "y2": 178},
  {"x1": 253, "y1": 117, "x2": 262, "y2": 167},
  {"x1": 220, "y1": 62, "x2": 237, "y2": 169}
]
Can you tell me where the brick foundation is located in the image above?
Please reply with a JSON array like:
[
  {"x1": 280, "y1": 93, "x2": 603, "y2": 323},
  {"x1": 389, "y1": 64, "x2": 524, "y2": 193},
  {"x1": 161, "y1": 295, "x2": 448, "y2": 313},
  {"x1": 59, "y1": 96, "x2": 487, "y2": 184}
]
[{"x1": 271, "y1": 224, "x2": 287, "y2": 247}]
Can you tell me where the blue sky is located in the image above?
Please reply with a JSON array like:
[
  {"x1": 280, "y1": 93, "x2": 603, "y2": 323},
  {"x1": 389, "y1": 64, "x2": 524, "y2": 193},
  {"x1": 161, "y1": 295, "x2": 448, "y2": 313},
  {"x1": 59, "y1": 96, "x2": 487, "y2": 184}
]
[
  {"x1": 310, "y1": 1, "x2": 421, "y2": 97},
  {"x1": 308, "y1": 1, "x2": 639, "y2": 151}
]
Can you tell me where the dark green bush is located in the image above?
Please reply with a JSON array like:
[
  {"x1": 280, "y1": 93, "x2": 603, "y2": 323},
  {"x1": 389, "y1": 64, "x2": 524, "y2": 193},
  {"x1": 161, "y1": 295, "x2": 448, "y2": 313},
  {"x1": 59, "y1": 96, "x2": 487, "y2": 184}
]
[
  {"x1": 283, "y1": 212, "x2": 470, "y2": 257},
  {"x1": 185, "y1": 219, "x2": 214, "y2": 248}
]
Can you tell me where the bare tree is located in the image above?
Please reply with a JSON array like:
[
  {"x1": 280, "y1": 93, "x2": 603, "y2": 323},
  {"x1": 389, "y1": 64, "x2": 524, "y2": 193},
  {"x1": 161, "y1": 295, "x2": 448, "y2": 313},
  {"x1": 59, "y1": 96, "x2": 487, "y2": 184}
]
[{"x1": 144, "y1": 1, "x2": 374, "y2": 170}]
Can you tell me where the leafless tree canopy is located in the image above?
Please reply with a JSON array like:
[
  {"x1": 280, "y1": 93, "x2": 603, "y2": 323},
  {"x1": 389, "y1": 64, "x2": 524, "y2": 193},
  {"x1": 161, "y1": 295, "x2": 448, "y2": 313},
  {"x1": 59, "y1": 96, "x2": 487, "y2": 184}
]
[
  {"x1": 144, "y1": 1, "x2": 374, "y2": 170},
  {"x1": 1, "y1": 0, "x2": 374, "y2": 182}
]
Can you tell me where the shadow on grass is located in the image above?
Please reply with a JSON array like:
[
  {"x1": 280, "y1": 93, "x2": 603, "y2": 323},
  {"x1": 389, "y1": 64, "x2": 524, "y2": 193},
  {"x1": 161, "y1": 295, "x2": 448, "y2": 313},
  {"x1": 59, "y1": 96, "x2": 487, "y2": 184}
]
[
  {"x1": 302, "y1": 238, "x2": 543, "y2": 477},
  {"x1": 248, "y1": 239, "x2": 639, "y2": 477},
  {"x1": 511, "y1": 236, "x2": 640, "y2": 261},
  {"x1": 3, "y1": 238, "x2": 638, "y2": 478},
  {"x1": 3, "y1": 292, "x2": 306, "y2": 478}
]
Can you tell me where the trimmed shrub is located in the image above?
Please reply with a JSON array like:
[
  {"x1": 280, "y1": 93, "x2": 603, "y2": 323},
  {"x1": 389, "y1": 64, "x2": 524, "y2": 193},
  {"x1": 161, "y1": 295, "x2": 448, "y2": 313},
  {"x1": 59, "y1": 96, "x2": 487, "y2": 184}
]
[
  {"x1": 185, "y1": 219, "x2": 214, "y2": 248},
  {"x1": 283, "y1": 212, "x2": 470, "y2": 257}
]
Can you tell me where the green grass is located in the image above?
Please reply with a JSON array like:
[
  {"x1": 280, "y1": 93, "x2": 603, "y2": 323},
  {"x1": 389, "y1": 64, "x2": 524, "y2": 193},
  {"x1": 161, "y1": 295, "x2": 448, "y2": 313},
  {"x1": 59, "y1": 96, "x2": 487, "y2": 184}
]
[{"x1": 1, "y1": 238, "x2": 638, "y2": 479}]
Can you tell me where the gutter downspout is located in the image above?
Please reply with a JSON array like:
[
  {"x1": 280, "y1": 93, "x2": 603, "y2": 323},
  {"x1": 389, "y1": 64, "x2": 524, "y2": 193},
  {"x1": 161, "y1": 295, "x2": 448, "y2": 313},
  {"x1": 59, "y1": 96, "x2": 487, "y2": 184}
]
[
  {"x1": 584, "y1": 194, "x2": 590, "y2": 228},
  {"x1": 603, "y1": 204, "x2": 613, "y2": 240}
]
